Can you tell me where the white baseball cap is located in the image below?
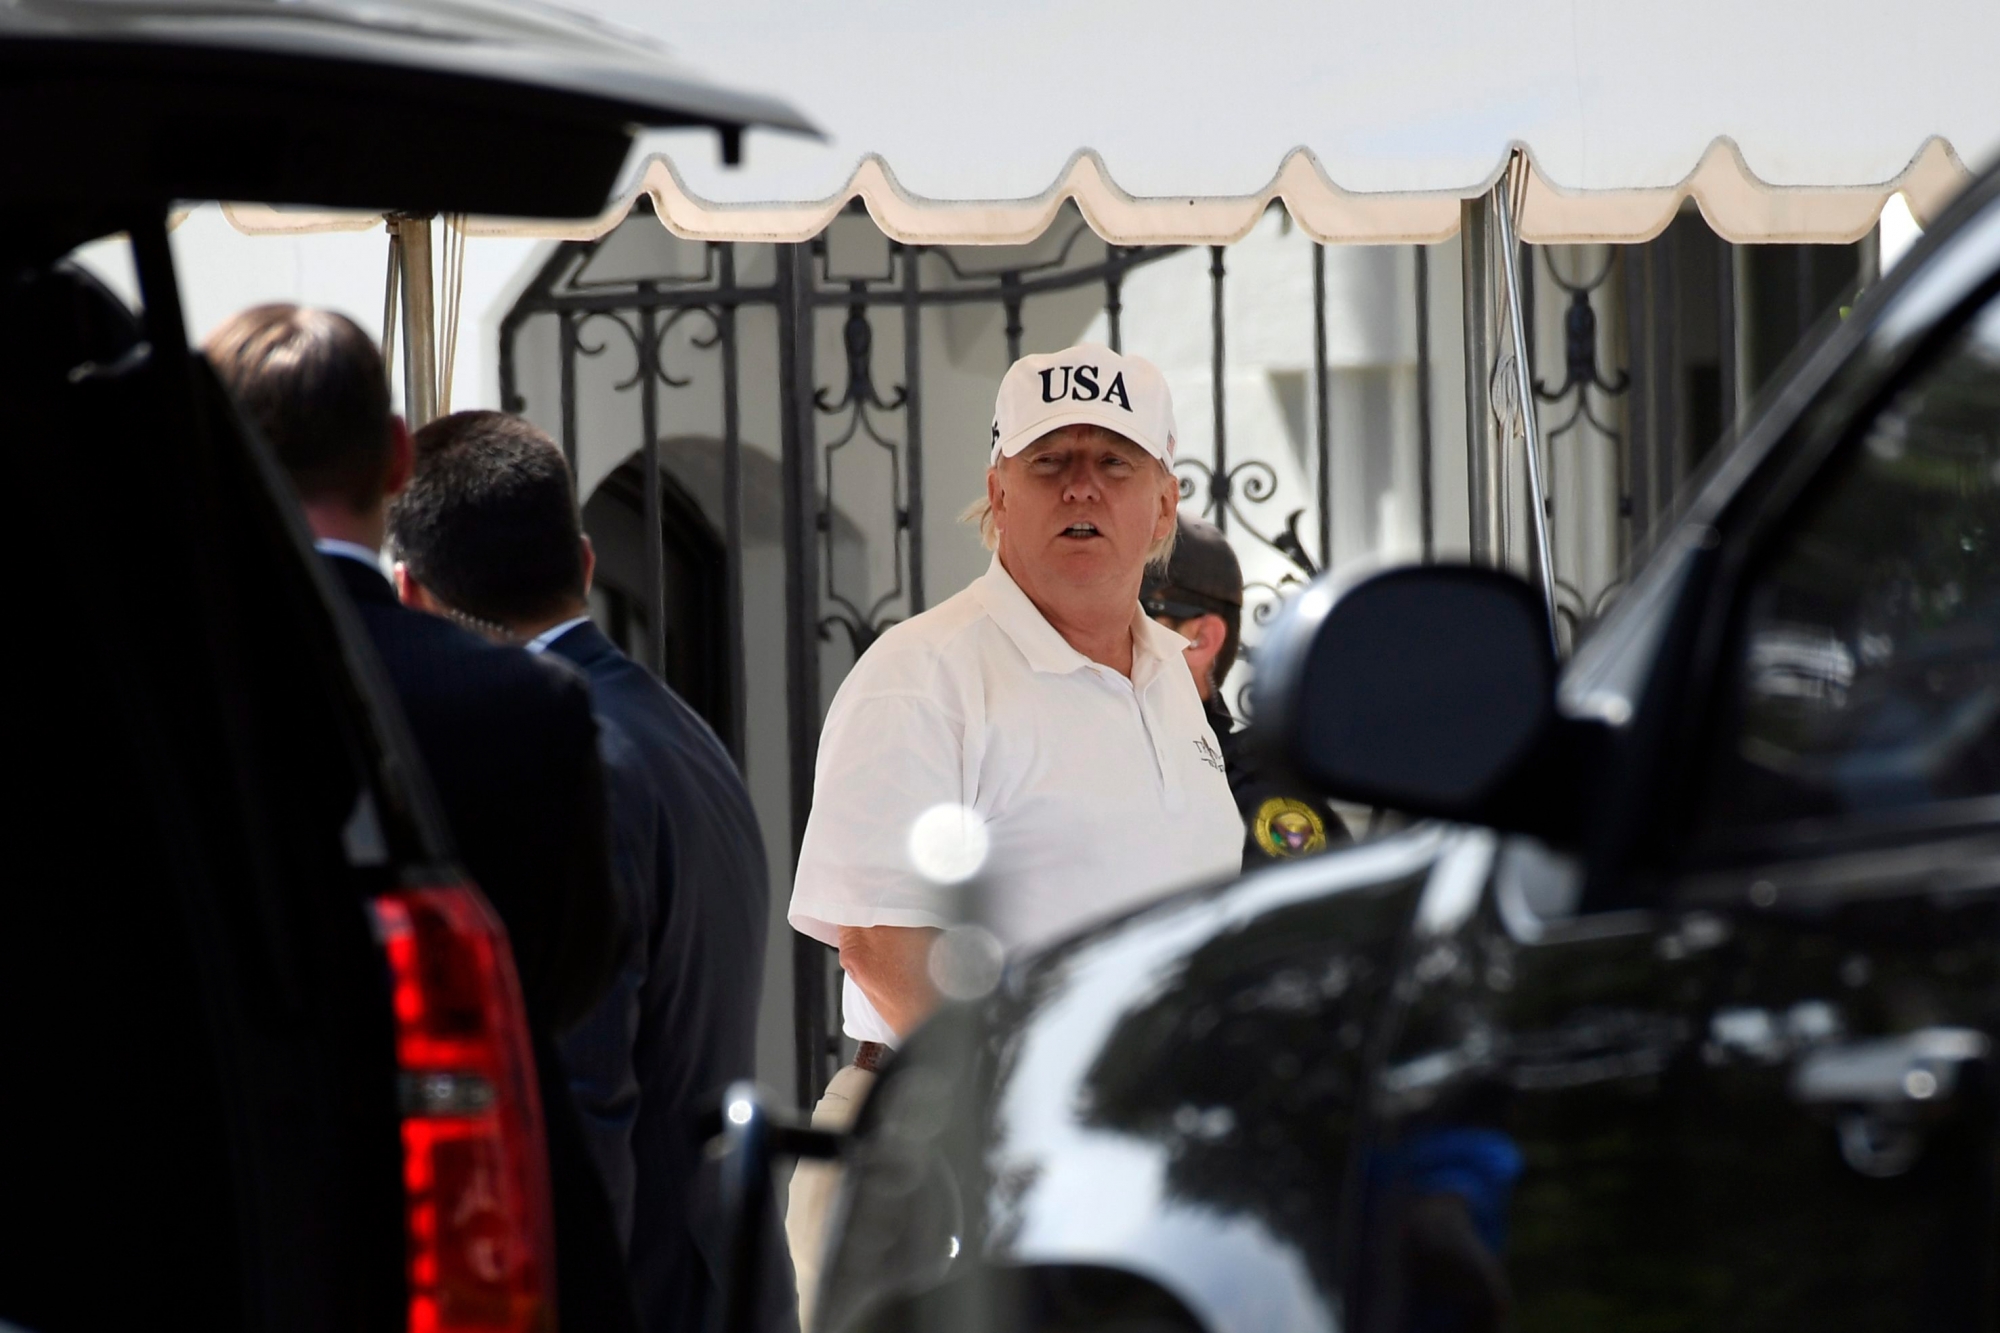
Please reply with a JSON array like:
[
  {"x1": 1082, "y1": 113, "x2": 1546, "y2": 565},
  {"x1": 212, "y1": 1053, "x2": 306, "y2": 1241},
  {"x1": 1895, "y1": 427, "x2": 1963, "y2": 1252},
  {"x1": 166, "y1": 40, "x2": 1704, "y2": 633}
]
[{"x1": 989, "y1": 343, "x2": 1177, "y2": 466}]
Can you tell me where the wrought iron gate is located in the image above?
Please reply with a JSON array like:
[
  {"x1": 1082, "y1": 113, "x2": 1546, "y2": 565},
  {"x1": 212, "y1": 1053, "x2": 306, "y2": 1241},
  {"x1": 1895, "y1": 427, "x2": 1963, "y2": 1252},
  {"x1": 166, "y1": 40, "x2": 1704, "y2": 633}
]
[
  {"x1": 493, "y1": 202, "x2": 1682, "y2": 1108},
  {"x1": 499, "y1": 207, "x2": 1225, "y2": 1104}
]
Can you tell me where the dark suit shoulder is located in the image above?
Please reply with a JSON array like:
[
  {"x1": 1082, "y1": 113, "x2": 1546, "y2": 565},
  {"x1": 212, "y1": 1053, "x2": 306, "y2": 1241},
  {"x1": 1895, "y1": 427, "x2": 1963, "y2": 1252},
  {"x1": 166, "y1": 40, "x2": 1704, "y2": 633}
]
[
  {"x1": 359, "y1": 598, "x2": 586, "y2": 707},
  {"x1": 340, "y1": 591, "x2": 616, "y2": 1030},
  {"x1": 548, "y1": 627, "x2": 719, "y2": 765},
  {"x1": 554, "y1": 630, "x2": 766, "y2": 915}
]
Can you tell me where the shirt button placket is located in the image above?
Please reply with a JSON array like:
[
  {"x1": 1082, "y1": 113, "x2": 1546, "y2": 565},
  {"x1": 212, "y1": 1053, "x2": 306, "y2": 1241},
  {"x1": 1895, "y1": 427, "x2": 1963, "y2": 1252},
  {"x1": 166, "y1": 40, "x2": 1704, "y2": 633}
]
[{"x1": 1137, "y1": 688, "x2": 1179, "y2": 806}]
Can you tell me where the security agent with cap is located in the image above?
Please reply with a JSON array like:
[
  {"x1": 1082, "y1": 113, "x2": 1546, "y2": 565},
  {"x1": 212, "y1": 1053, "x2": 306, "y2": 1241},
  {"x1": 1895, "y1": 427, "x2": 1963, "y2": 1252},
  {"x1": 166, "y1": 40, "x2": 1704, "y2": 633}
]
[{"x1": 1142, "y1": 514, "x2": 1350, "y2": 862}]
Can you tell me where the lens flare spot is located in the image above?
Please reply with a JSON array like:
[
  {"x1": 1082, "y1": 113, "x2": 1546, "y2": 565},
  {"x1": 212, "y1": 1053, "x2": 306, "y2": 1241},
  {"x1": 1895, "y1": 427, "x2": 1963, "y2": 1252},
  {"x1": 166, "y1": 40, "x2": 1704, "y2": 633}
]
[{"x1": 908, "y1": 804, "x2": 989, "y2": 885}]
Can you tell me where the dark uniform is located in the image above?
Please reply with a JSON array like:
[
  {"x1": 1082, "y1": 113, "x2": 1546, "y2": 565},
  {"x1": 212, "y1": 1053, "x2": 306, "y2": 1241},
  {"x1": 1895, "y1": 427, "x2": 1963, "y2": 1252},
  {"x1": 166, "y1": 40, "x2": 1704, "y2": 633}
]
[
  {"x1": 1143, "y1": 516, "x2": 1350, "y2": 863},
  {"x1": 1206, "y1": 694, "x2": 1349, "y2": 861}
]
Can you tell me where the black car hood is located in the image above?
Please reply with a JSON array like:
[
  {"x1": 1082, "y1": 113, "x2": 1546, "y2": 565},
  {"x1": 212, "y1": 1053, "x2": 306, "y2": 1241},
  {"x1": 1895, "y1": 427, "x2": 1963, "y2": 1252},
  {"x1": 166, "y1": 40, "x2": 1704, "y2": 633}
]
[
  {"x1": 0, "y1": 0, "x2": 814, "y2": 219},
  {"x1": 821, "y1": 826, "x2": 1478, "y2": 1333}
]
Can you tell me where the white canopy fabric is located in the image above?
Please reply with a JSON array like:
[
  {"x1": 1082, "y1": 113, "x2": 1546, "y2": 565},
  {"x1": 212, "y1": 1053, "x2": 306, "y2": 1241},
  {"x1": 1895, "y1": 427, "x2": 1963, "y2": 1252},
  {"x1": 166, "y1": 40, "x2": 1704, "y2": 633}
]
[{"x1": 223, "y1": 0, "x2": 2000, "y2": 245}]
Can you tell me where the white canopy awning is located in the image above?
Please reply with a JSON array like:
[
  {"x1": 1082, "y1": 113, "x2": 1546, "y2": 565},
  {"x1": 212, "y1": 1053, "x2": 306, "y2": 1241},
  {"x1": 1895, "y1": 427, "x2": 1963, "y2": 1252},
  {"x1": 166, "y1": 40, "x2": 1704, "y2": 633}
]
[{"x1": 223, "y1": 0, "x2": 2000, "y2": 246}]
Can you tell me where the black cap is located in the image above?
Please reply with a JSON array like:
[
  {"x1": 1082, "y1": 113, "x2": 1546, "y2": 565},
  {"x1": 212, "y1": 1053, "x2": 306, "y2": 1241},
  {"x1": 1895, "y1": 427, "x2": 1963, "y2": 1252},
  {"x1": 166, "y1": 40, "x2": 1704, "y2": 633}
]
[{"x1": 1142, "y1": 514, "x2": 1242, "y2": 620}]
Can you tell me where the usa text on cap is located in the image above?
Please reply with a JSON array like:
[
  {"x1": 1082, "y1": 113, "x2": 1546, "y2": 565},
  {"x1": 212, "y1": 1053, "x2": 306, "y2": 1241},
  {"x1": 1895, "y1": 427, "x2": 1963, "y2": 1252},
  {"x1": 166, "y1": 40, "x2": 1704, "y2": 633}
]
[{"x1": 990, "y1": 343, "x2": 1177, "y2": 466}]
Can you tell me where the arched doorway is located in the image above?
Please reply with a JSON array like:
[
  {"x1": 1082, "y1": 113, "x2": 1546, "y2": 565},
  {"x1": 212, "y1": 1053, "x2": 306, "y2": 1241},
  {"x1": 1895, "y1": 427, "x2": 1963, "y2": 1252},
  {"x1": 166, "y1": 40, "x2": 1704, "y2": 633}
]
[{"x1": 582, "y1": 457, "x2": 732, "y2": 738}]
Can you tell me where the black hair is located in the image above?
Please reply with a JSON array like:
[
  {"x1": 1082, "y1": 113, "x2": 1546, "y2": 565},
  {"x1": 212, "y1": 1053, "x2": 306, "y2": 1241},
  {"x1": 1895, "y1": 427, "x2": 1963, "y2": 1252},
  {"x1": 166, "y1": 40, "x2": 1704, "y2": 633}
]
[
  {"x1": 204, "y1": 304, "x2": 392, "y2": 510},
  {"x1": 388, "y1": 410, "x2": 585, "y2": 626}
]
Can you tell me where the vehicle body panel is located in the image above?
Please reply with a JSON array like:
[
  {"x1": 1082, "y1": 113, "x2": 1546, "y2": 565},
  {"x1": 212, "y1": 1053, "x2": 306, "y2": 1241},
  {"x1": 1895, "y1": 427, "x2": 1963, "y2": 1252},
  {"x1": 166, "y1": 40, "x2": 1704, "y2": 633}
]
[
  {"x1": 3, "y1": 4, "x2": 807, "y2": 1328},
  {"x1": 820, "y1": 830, "x2": 1465, "y2": 1333},
  {"x1": 0, "y1": 0, "x2": 811, "y2": 226},
  {"x1": 817, "y1": 164, "x2": 2000, "y2": 1333}
]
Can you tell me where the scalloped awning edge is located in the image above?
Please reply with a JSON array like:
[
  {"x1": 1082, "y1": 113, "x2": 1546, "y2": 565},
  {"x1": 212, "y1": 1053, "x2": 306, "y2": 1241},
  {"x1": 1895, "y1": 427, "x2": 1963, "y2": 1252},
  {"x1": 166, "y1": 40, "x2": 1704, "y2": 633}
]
[{"x1": 220, "y1": 137, "x2": 1974, "y2": 246}]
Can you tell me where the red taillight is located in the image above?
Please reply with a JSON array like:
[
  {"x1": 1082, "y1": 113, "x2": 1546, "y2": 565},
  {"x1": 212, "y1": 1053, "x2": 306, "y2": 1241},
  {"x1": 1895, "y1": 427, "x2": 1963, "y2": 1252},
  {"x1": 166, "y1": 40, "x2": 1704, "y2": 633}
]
[{"x1": 371, "y1": 886, "x2": 555, "y2": 1333}]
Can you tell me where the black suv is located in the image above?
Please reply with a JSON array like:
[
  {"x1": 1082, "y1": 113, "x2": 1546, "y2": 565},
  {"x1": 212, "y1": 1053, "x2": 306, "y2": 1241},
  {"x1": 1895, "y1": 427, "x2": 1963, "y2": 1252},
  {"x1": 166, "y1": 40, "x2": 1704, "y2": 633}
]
[
  {"x1": 808, "y1": 166, "x2": 2000, "y2": 1332},
  {"x1": 0, "y1": 6, "x2": 802, "y2": 1331}
]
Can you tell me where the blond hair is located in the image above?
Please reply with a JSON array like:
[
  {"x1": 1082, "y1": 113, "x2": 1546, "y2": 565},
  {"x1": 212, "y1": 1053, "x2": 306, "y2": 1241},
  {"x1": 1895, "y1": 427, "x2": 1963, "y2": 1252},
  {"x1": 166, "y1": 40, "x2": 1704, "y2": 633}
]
[{"x1": 960, "y1": 425, "x2": 1179, "y2": 569}]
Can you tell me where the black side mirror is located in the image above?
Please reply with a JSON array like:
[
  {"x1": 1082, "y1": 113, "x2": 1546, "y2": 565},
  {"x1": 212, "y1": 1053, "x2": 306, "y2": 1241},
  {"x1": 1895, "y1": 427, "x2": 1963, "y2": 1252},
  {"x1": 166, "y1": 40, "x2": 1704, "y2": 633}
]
[{"x1": 1255, "y1": 565, "x2": 1591, "y2": 839}]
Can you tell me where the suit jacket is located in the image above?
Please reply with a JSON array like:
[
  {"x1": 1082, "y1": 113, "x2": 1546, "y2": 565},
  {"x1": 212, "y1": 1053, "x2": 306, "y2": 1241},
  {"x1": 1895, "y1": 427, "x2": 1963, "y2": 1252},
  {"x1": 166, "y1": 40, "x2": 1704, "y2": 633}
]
[
  {"x1": 547, "y1": 622, "x2": 795, "y2": 1333},
  {"x1": 324, "y1": 555, "x2": 639, "y2": 1333}
]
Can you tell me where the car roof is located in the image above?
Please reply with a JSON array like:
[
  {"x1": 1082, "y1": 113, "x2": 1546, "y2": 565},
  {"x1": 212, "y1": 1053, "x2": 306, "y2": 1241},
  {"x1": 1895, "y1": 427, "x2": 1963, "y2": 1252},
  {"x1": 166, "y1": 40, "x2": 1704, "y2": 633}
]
[{"x1": 0, "y1": 0, "x2": 815, "y2": 219}]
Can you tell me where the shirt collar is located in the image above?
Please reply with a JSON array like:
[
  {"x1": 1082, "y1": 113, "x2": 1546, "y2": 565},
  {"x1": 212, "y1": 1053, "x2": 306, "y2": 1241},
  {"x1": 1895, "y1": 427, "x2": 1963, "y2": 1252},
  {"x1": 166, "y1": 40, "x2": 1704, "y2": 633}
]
[
  {"x1": 524, "y1": 615, "x2": 593, "y2": 656},
  {"x1": 1130, "y1": 604, "x2": 1192, "y2": 693},
  {"x1": 313, "y1": 538, "x2": 386, "y2": 574},
  {"x1": 975, "y1": 555, "x2": 1186, "y2": 687}
]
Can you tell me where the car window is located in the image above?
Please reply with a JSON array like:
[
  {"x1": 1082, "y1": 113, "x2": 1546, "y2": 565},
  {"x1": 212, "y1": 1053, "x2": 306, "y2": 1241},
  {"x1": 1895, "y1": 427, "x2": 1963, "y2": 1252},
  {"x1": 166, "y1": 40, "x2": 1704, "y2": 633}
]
[{"x1": 1708, "y1": 292, "x2": 2000, "y2": 833}]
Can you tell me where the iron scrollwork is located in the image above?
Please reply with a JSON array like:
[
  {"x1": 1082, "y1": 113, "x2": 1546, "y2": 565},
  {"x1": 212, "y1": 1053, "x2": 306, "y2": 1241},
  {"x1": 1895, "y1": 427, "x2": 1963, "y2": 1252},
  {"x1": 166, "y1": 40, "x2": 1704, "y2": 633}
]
[
  {"x1": 814, "y1": 276, "x2": 914, "y2": 663},
  {"x1": 498, "y1": 228, "x2": 745, "y2": 426},
  {"x1": 1175, "y1": 457, "x2": 1321, "y2": 584},
  {"x1": 1534, "y1": 247, "x2": 1633, "y2": 522},
  {"x1": 1176, "y1": 458, "x2": 1317, "y2": 725},
  {"x1": 570, "y1": 302, "x2": 723, "y2": 392},
  {"x1": 1177, "y1": 243, "x2": 1321, "y2": 597}
]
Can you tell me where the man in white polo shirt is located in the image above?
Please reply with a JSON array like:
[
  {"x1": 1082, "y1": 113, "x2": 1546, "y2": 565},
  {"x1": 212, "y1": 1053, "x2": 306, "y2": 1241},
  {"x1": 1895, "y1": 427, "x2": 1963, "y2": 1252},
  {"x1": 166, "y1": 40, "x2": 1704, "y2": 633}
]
[{"x1": 783, "y1": 343, "x2": 1243, "y2": 1320}]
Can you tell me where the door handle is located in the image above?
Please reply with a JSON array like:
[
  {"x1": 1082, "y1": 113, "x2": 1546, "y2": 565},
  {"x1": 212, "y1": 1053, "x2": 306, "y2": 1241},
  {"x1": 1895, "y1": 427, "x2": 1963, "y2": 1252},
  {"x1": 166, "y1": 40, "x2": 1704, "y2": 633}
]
[
  {"x1": 1790, "y1": 1027, "x2": 1990, "y2": 1107},
  {"x1": 1790, "y1": 1027, "x2": 1991, "y2": 1178}
]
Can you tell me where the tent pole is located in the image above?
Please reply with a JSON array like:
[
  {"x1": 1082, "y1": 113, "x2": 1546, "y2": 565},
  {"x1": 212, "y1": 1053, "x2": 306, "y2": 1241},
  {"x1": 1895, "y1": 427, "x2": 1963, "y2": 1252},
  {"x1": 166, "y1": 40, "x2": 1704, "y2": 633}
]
[
  {"x1": 394, "y1": 213, "x2": 439, "y2": 428},
  {"x1": 1415, "y1": 245, "x2": 1434, "y2": 564},
  {"x1": 1460, "y1": 198, "x2": 1500, "y2": 564},
  {"x1": 1492, "y1": 178, "x2": 1561, "y2": 649}
]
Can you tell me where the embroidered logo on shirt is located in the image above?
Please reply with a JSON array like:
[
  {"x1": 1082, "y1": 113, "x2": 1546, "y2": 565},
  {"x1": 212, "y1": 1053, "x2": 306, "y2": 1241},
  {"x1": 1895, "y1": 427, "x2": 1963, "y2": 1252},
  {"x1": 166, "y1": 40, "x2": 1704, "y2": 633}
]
[{"x1": 1193, "y1": 736, "x2": 1225, "y2": 773}]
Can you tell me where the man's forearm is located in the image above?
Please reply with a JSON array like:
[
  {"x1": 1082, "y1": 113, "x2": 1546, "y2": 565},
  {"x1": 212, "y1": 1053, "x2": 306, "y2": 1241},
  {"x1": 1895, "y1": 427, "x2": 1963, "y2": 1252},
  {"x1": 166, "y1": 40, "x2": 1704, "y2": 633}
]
[{"x1": 837, "y1": 924, "x2": 941, "y2": 1037}]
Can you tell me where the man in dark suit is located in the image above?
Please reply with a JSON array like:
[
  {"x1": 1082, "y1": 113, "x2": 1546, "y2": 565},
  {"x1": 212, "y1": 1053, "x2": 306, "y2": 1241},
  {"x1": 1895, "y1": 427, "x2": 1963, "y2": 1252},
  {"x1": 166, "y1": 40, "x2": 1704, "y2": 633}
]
[
  {"x1": 204, "y1": 306, "x2": 640, "y2": 1333},
  {"x1": 386, "y1": 409, "x2": 794, "y2": 1333}
]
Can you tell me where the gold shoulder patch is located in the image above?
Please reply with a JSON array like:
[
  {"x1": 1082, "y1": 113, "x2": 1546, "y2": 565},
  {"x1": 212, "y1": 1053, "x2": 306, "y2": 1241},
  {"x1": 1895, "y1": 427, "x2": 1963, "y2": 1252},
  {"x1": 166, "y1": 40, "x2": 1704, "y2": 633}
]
[{"x1": 1252, "y1": 796, "x2": 1328, "y2": 858}]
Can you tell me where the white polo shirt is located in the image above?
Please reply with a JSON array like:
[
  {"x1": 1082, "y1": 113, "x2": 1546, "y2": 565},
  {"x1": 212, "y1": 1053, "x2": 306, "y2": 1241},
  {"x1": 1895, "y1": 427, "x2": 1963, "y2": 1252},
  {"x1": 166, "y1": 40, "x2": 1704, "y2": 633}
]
[{"x1": 789, "y1": 556, "x2": 1243, "y2": 1045}]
